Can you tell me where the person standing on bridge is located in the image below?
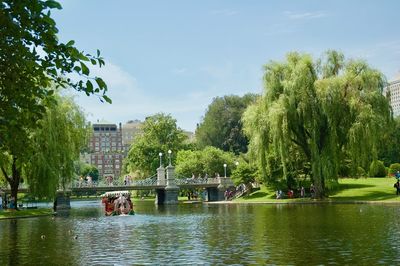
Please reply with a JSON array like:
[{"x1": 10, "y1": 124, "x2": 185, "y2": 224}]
[
  {"x1": 0, "y1": 195, "x2": 3, "y2": 210},
  {"x1": 86, "y1": 175, "x2": 92, "y2": 187}
]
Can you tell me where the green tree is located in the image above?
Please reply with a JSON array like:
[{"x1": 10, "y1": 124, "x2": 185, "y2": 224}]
[
  {"x1": 231, "y1": 161, "x2": 259, "y2": 186},
  {"x1": 1, "y1": 94, "x2": 89, "y2": 204},
  {"x1": 125, "y1": 113, "x2": 188, "y2": 176},
  {"x1": 196, "y1": 94, "x2": 257, "y2": 154},
  {"x1": 81, "y1": 165, "x2": 100, "y2": 182},
  {"x1": 0, "y1": 1, "x2": 108, "y2": 208},
  {"x1": 243, "y1": 51, "x2": 391, "y2": 198},
  {"x1": 378, "y1": 117, "x2": 400, "y2": 165},
  {"x1": 0, "y1": 0, "x2": 109, "y2": 129},
  {"x1": 175, "y1": 146, "x2": 236, "y2": 178}
]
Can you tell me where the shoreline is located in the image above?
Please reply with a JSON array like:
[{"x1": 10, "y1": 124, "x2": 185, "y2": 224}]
[
  {"x1": 0, "y1": 213, "x2": 54, "y2": 220},
  {"x1": 208, "y1": 199, "x2": 400, "y2": 205}
]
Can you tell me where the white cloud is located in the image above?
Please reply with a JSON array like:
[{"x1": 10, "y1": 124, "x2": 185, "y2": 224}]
[
  {"x1": 171, "y1": 67, "x2": 187, "y2": 75},
  {"x1": 71, "y1": 61, "x2": 261, "y2": 131},
  {"x1": 284, "y1": 11, "x2": 327, "y2": 20},
  {"x1": 71, "y1": 61, "x2": 211, "y2": 131},
  {"x1": 91, "y1": 61, "x2": 138, "y2": 91},
  {"x1": 210, "y1": 9, "x2": 238, "y2": 16},
  {"x1": 201, "y1": 62, "x2": 234, "y2": 81},
  {"x1": 264, "y1": 23, "x2": 294, "y2": 36}
]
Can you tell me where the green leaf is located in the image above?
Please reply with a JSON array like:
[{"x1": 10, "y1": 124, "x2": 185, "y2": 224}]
[
  {"x1": 45, "y1": 0, "x2": 62, "y2": 9},
  {"x1": 97, "y1": 49, "x2": 100, "y2": 57},
  {"x1": 90, "y1": 59, "x2": 97, "y2": 65},
  {"x1": 102, "y1": 95, "x2": 112, "y2": 104},
  {"x1": 98, "y1": 58, "x2": 105, "y2": 67},
  {"x1": 77, "y1": 53, "x2": 89, "y2": 62},
  {"x1": 66, "y1": 40, "x2": 75, "y2": 47},
  {"x1": 86, "y1": 80, "x2": 93, "y2": 93},
  {"x1": 95, "y1": 77, "x2": 107, "y2": 90},
  {"x1": 80, "y1": 62, "x2": 89, "y2": 76}
]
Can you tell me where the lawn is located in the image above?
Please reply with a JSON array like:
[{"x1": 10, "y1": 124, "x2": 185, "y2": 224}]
[
  {"x1": 234, "y1": 177, "x2": 400, "y2": 203},
  {"x1": 329, "y1": 177, "x2": 400, "y2": 201}
]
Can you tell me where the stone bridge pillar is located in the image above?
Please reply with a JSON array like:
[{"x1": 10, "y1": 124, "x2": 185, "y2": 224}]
[
  {"x1": 155, "y1": 165, "x2": 179, "y2": 205},
  {"x1": 157, "y1": 166, "x2": 166, "y2": 186},
  {"x1": 164, "y1": 165, "x2": 179, "y2": 204},
  {"x1": 54, "y1": 190, "x2": 71, "y2": 212}
]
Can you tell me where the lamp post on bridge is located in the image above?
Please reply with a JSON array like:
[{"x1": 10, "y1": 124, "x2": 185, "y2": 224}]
[
  {"x1": 223, "y1": 163, "x2": 227, "y2": 178},
  {"x1": 159, "y1": 152, "x2": 163, "y2": 167},
  {"x1": 157, "y1": 152, "x2": 165, "y2": 186},
  {"x1": 168, "y1": 149, "x2": 172, "y2": 166}
]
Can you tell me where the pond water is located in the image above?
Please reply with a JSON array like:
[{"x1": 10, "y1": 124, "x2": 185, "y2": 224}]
[{"x1": 0, "y1": 200, "x2": 400, "y2": 265}]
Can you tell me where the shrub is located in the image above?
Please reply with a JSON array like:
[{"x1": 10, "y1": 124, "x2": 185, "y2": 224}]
[
  {"x1": 389, "y1": 163, "x2": 400, "y2": 175},
  {"x1": 369, "y1": 160, "x2": 387, "y2": 177},
  {"x1": 231, "y1": 162, "x2": 258, "y2": 186},
  {"x1": 339, "y1": 162, "x2": 351, "y2": 177},
  {"x1": 356, "y1": 167, "x2": 366, "y2": 177}
]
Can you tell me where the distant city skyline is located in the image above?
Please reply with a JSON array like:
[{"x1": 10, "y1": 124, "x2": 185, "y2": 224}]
[{"x1": 55, "y1": 0, "x2": 400, "y2": 131}]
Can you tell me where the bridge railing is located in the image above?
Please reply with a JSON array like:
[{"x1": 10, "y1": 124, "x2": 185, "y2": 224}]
[
  {"x1": 175, "y1": 176, "x2": 220, "y2": 185},
  {"x1": 70, "y1": 174, "x2": 158, "y2": 188}
]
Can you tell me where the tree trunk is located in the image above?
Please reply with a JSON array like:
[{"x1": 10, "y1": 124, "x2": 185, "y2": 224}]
[
  {"x1": 10, "y1": 156, "x2": 20, "y2": 210},
  {"x1": 311, "y1": 149, "x2": 325, "y2": 199}
]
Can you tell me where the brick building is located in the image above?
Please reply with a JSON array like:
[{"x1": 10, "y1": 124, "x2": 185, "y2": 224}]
[{"x1": 88, "y1": 123, "x2": 124, "y2": 179}]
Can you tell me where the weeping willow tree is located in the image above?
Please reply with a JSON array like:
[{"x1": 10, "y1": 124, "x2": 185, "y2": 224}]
[
  {"x1": 0, "y1": 94, "x2": 88, "y2": 207},
  {"x1": 26, "y1": 95, "x2": 89, "y2": 197},
  {"x1": 243, "y1": 51, "x2": 392, "y2": 198}
]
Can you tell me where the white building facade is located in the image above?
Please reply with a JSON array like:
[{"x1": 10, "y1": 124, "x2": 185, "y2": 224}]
[{"x1": 384, "y1": 73, "x2": 400, "y2": 117}]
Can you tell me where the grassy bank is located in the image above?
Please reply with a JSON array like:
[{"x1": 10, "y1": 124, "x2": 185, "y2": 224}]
[
  {"x1": 0, "y1": 209, "x2": 53, "y2": 220},
  {"x1": 235, "y1": 177, "x2": 400, "y2": 203}
]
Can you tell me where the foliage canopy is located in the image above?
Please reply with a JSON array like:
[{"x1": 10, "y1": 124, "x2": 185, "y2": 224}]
[
  {"x1": 125, "y1": 113, "x2": 188, "y2": 176},
  {"x1": 0, "y1": 0, "x2": 108, "y2": 207},
  {"x1": 196, "y1": 94, "x2": 257, "y2": 154},
  {"x1": 243, "y1": 51, "x2": 391, "y2": 197},
  {"x1": 175, "y1": 146, "x2": 236, "y2": 178}
]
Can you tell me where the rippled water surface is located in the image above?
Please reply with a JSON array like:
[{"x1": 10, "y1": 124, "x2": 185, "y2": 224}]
[{"x1": 1, "y1": 201, "x2": 400, "y2": 265}]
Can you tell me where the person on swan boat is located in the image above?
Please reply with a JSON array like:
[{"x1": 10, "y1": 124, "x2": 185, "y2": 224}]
[{"x1": 101, "y1": 191, "x2": 135, "y2": 216}]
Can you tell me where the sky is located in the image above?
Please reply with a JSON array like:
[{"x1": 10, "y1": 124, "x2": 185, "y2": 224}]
[{"x1": 54, "y1": 0, "x2": 400, "y2": 132}]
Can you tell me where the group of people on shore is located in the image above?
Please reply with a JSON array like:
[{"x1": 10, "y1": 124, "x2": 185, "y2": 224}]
[
  {"x1": 0, "y1": 194, "x2": 15, "y2": 209},
  {"x1": 276, "y1": 184, "x2": 315, "y2": 199}
]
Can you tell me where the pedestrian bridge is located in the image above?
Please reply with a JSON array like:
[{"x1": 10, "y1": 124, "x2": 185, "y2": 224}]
[
  {"x1": 2, "y1": 164, "x2": 235, "y2": 210},
  {"x1": 68, "y1": 165, "x2": 235, "y2": 208}
]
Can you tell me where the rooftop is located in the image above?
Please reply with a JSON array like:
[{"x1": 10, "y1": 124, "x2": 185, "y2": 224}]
[{"x1": 389, "y1": 72, "x2": 400, "y2": 83}]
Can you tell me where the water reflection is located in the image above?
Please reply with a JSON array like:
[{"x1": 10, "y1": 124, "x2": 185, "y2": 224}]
[{"x1": 0, "y1": 201, "x2": 400, "y2": 265}]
